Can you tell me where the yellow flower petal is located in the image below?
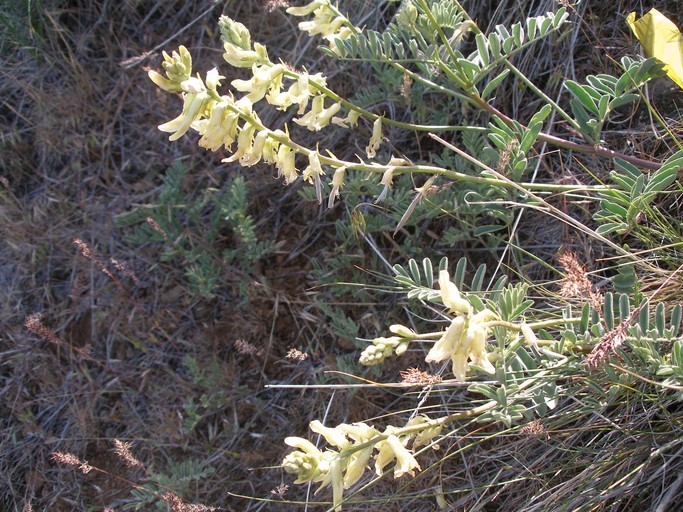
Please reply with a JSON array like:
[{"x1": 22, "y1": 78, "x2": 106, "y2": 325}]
[{"x1": 627, "y1": 9, "x2": 683, "y2": 89}]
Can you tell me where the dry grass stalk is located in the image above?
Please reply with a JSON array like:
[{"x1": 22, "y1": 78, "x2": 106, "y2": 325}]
[
  {"x1": 585, "y1": 306, "x2": 642, "y2": 370},
  {"x1": 146, "y1": 217, "x2": 168, "y2": 241},
  {"x1": 520, "y1": 419, "x2": 548, "y2": 439},
  {"x1": 24, "y1": 313, "x2": 65, "y2": 346},
  {"x1": 111, "y1": 439, "x2": 144, "y2": 470},
  {"x1": 234, "y1": 338, "x2": 260, "y2": 355},
  {"x1": 400, "y1": 367, "x2": 442, "y2": 386},
  {"x1": 264, "y1": 0, "x2": 290, "y2": 12},
  {"x1": 51, "y1": 452, "x2": 93, "y2": 475},
  {"x1": 73, "y1": 238, "x2": 116, "y2": 282},
  {"x1": 558, "y1": 250, "x2": 603, "y2": 310},
  {"x1": 286, "y1": 347, "x2": 308, "y2": 361},
  {"x1": 161, "y1": 492, "x2": 217, "y2": 512},
  {"x1": 271, "y1": 483, "x2": 289, "y2": 499}
]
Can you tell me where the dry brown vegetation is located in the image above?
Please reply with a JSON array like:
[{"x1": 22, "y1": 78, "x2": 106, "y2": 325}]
[{"x1": 2, "y1": 1, "x2": 683, "y2": 511}]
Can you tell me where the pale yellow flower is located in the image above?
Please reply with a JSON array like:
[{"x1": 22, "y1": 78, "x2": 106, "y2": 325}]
[
  {"x1": 337, "y1": 422, "x2": 378, "y2": 488},
  {"x1": 328, "y1": 167, "x2": 346, "y2": 207},
  {"x1": 299, "y1": 13, "x2": 347, "y2": 39},
  {"x1": 366, "y1": 117, "x2": 385, "y2": 158},
  {"x1": 465, "y1": 309, "x2": 498, "y2": 374},
  {"x1": 317, "y1": 458, "x2": 344, "y2": 512},
  {"x1": 465, "y1": 324, "x2": 495, "y2": 375},
  {"x1": 219, "y1": 16, "x2": 270, "y2": 68},
  {"x1": 148, "y1": 45, "x2": 193, "y2": 92},
  {"x1": 267, "y1": 72, "x2": 326, "y2": 113},
  {"x1": 222, "y1": 42, "x2": 261, "y2": 68},
  {"x1": 375, "y1": 157, "x2": 411, "y2": 203},
  {"x1": 331, "y1": 109, "x2": 360, "y2": 128},
  {"x1": 262, "y1": 129, "x2": 284, "y2": 164},
  {"x1": 425, "y1": 305, "x2": 498, "y2": 380},
  {"x1": 294, "y1": 95, "x2": 341, "y2": 131},
  {"x1": 302, "y1": 151, "x2": 324, "y2": 183},
  {"x1": 283, "y1": 431, "x2": 343, "y2": 511},
  {"x1": 451, "y1": 352, "x2": 468, "y2": 382},
  {"x1": 302, "y1": 151, "x2": 325, "y2": 203},
  {"x1": 374, "y1": 434, "x2": 420, "y2": 478},
  {"x1": 283, "y1": 436, "x2": 326, "y2": 483},
  {"x1": 205, "y1": 68, "x2": 225, "y2": 92},
  {"x1": 148, "y1": 69, "x2": 179, "y2": 92},
  {"x1": 359, "y1": 336, "x2": 401, "y2": 365},
  {"x1": 425, "y1": 316, "x2": 465, "y2": 364},
  {"x1": 158, "y1": 91, "x2": 209, "y2": 141},
  {"x1": 438, "y1": 270, "x2": 472, "y2": 316},
  {"x1": 310, "y1": 420, "x2": 350, "y2": 449},
  {"x1": 286, "y1": 0, "x2": 330, "y2": 16},
  {"x1": 232, "y1": 63, "x2": 285, "y2": 102},
  {"x1": 223, "y1": 123, "x2": 255, "y2": 163},
  {"x1": 193, "y1": 100, "x2": 239, "y2": 151},
  {"x1": 406, "y1": 415, "x2": 443, "y2": 450},
  {"x1": 326, "y1": 26, "x2": 354, "y2": 54},
  {"x1": 341, "y1": 446, "x2": 372, "y2": 489},
  {"x1": 239, "y1": 129, "x2": 269, "y2": 167},
  {"x1": 389, "y1": 324, "x2": 415, "y2": 338},
  {"x1": 276, "y1": 144, "x2": 298, "y2": 184}
]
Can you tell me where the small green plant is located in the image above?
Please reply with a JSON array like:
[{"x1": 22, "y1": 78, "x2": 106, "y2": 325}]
[
  {"x1": 125, "y1": 457, "x2": 216, "y2": 511},
  {"x1": 181, "y1": 355, "x2": 236, "y2": 435},
  {"x1": 116, "y1": 161, "x2": 273, "y2": 300},
  {"x1": 52, "y1": 442, "x2": 216, "y2": 512}
]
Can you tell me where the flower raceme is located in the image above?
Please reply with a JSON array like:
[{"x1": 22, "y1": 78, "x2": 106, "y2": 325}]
[
  {"x1": 287, "y1": 0, "x2": 354, "y2": 54},
  {"x1": 427, "y1": 271, "x2": 497, "y2": 381},
  {"x1": 149, "y1": 14, "x2": 390, "y2": 207},
  {"x1": 283, "y1": 418, "x2": 438, "y2": 511},
  {"x1": 360, "y1": 270, "x2": 497, "y2": 381},
  {"x1": 425, "y1": 308, "x2": 498, "y2": 382}
]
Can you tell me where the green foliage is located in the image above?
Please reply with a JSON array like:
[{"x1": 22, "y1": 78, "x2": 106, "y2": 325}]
[
  {"x1": 116, "y1": 162, "x2": 273, "y2": 300},
  {"x1": 392, "y1": 256, "x2": 508, "y2": 301},
  {"x1": 486, "y1": 105, "x2": 552, "y2": 180},
  {"x1": 328, "y1": 4, "x2": 568, "y2": 96},
  {"x1": 594, "y1": 151, "x2": 683, "y2": 237},
  {"x1": 181, "y1": 356, "x2": 235, "y2": 434},
  {"x1": 657, "y1": 339, "x2": 683, "y2": 397},
  {"x1": 314, "y1": 300, "x2": 359, "y2": 348},
  {"x1": 564, "y1": 57, "x2": 664, "y2": 143},
  {"x1": 597, "y1": 292, "x2": 682, "y2": 341},
  {"x1": 0, "y1": 0, "x2": 48, "y2": 56}
]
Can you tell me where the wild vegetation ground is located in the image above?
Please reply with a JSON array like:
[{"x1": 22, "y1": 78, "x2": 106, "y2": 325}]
[{"x1": 2, "y1": 1, "x2": 682, "y2": 511}]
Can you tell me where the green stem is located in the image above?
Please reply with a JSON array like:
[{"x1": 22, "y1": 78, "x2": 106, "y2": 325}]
[
  {"x1": 476, "y1": 98, "x2": 660, "y2": 170},
  {"x1": 229, "y1": 100, "x2": 610, "y2": 193},
  {"x1": 503, "y1": 61, "x2": 585, "y2": 136},
  {"x1": 431, "y1": 132, "x2": 667, "y2": 274},
  {"x1": 414, "y1": 0, "x2": 473, "y2": 91}
]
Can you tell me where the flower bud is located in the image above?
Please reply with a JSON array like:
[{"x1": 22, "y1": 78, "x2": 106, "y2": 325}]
[
  {"x1": 366, "y1": 117, "x2": 384, "y2": 158},
  {"x1": 521, "y1": 323, "x2": 538, "y2": 347},
  {"x1": 389, "y1": 324, "x2": 415, "y2": 338},
  {"x1": 286, "y1": 0, "x2": 330, "y2": 16},
  {"x1": 205, "y1": 68, "x2": 225, "y2": 92}
]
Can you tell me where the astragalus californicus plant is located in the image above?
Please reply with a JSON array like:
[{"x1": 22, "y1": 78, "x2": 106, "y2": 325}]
[{"x1": 150, "y1": 1, "x2": 683, "y2": 510}]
